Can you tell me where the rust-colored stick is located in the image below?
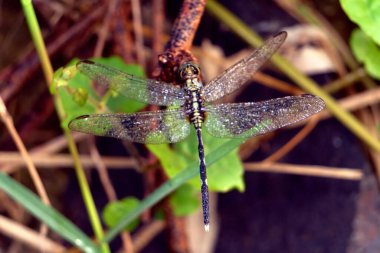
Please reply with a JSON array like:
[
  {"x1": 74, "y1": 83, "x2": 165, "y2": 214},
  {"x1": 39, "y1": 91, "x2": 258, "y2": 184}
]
[
  {"x1": 94, "y1": 0, "x2": 121, "y2": 57},
  {"x1": 165, "y1": 0, "x2": 206, "y2": 51},
  {"x1": 111, "y1": 2, "x2": 134, "y2": 63},
  {"x1": 156, "y1": 0, "x2": 206, "y2": 84}
]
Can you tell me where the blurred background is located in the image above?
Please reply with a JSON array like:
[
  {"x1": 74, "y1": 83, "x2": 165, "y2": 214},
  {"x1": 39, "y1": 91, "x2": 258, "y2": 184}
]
[{"x1": 0, "y1": 0, "x2": 379, "y2": 252}]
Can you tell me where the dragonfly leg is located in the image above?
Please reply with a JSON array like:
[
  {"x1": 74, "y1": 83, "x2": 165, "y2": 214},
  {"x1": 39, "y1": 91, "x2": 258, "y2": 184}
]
[{"x1": 196, "y1": 128, "x2": 210, "y2": 231}]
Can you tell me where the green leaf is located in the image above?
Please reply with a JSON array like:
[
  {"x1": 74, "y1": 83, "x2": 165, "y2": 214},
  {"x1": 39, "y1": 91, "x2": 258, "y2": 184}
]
[
  {"x1": 146, "y1": 129, "x2": 244, "y2": 217},
  {"x1": 56, "y1": 57, "x2": 148, "y2": 128},
  {"x1": 0, "y1": 173, "x2": 100, "y2": 253},
  {"x1": 170, "y1": 184, "x2": 199, "y2": 216},
  {"x1": 350, "y1": 28, "x2": 380, "y2": 80},
  {"x1": 147, "y1": 143, "x2": 188, "y2": 177},
  {"x1": 56, "y1": 59, "x2": 97, "y2": 127},
  {"x1": 103, "y1": 137, "x2": 246, "y2": 242},
  {"x1": 174, "y1": 129, "x2": 245, "y2": 192},
  {"x1": 148, "y1": 129, "x2": 245, "y2": 193},
  {"x1": 340, "y1": 0, "x2": 380, "y2": 45},
  {"x1": 103, "y1": 197, "x2": 140, "y2": 232}
]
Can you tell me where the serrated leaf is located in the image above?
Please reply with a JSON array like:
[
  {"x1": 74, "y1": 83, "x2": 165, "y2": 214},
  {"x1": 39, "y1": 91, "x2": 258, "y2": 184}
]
[
  {"x1": 103, "y1": 197, "x2": 140, "y2": 232},
  {"x1": 340, "y1": 0, "x2": 380, "y2": 45},
  {"x1": 350, "y1": 28, "x2": 380, "y2": 80},
  {"x1": 0, "y1": 173, "x2": 99, "y2": 253},
  {"x1": 170, "y1": 184, "x2": 199, "y2": 216}
]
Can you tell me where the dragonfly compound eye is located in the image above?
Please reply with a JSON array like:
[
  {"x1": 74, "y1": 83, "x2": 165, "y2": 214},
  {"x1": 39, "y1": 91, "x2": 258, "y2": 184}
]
[{"x1": 179, "y1": 62, "x2": 200, "y2": 80}]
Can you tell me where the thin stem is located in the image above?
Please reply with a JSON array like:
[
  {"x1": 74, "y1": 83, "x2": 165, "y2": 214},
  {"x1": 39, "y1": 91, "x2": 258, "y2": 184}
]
[
  {"x1": 0, "y1": 99, "x2": 51, "y2": 205},
  {"x1": 20, "y1": 0, "x2": 53, "y2": 85},
  {"x1": 245, "y1": 162, "x2": 362, "y2": 180},
  {"x1": 0, "y1": 96, "x2": 51, "y2": 237},
  {"x1": 275, "y1": 0, "x2": 376, "y2": 89},
  {"x1": 62, "y1": 126, "x2": 110, "y2": 253},
  {"x1": 323, "y1": 68, "x2": 367, "y2": 94},
  {"x1": 20, "y1": 0, "x2": 109, "y2": 252},
  {"x1": 131, "y1": 0, "x2": 145, "y2": 67},
  {"x1": 94, "y1": 0, "x2": 120, "y2": 57},
  {"x1": 103, "y1": 137, "x2": 246, "y2": 242},
  {"x1": 263, "y1": 116, "x2": 319, "y2": 163},
  {"x1": 131, "y1": 221, "x2": 165, "y2": 253},
  {"x1": 206, "y1": 0, "x2": 380, "y2": 152},
  {"x1": 0, "y1": 152, "x2": 136, "y2": 171},
  {"x1": 0, "y1": 214, "x2": 66, "y2": 252}
]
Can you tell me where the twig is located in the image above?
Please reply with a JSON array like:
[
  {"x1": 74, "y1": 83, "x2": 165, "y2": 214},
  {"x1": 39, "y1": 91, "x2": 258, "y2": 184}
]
[
  {"x1": 88, "y1": 137, "x2": 135, "y2": 253},
  {"x1": 318, "y1": 86, "x2": 380, "y2": 120},
  {"x1": 111, "y1": 3, "x2": 134, "y2": 62},
  {"x1": 131, "y1": 220, "x2": 165, "y2": 253},
  {"x1": 245, "y1": 162, "x2": 363, "y2": 180},
  {"x1": 0, "y1": 214, "x2": 66, "y2": 253},
  {"x1": 263, "y1": 116, "x2": 319, "y2": 163},
  {"x1": 0, "y1": 190, "x2": 25, "y2": 223},
  {"x1": 151, "y1": 0, "x2": 165, "y2": 70},
  {"x1": 1, "y1": 133, "x2": 87, "y2": 173},
  {"x1": 0, "y1": 96, "x2": 51, "y2": 237},
  {"x1": 206, "y1": 0, "x2": 380, "y2": 152},
  {"x1": 21, "y1": 1, "x2": 109, "y2": 251},
  {"x1": 165, "y1": 0, "x2": 206, "y2": 52},
  {"x1": 275, "y1": 0, "x2": 377, "y2": 89},
  {"x1": 0, "y1": 152, "x2": 137, "y2": 171},
  {"x1": 88, "y1": 137, "x2": 117, "y2": 201},
  {"x1": 0, "y1": 97, "x2": 50, "y2": 205},
  {"x1": 157, "y1": 0, "x2": 206, "y2": 83},
  {"x1": 0, "y1": 4, "x2": 104, "y2": 102},
  {"x1": 30, "y1": 132, "x2": 87, "y2": 153},
  {"x1": 131, "y1": 0, "x2": 145, "y2": 67},
  {"x1": 94, "y1": 0, "x2": 121, "y2": 57},
  {"x1": 323, "y1": 68, "x2": 367, "y2": 94},
  {"x1": 253, "y1": 71, "x2": 303, "y2": 95},
  {"x1": 120, "y1": 232, "x2": 135, "y2": 253}
]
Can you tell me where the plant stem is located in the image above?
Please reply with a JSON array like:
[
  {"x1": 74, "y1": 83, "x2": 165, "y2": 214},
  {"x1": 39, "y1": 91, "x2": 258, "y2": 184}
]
[
  {"x1": 206, "y1": 0, "x2": 380, "y2": 152},
  {"x1": 20, "y1": 0, "x2": 109, "y2": 252}
]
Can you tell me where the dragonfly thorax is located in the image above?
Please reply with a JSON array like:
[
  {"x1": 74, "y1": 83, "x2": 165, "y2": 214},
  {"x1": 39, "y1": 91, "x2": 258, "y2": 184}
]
[{"x1": 178, "y1": 63, "x2": 205, "y2": 128}]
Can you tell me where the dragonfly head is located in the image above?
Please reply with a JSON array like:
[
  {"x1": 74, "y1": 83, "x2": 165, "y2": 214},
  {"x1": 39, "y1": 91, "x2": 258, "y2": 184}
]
[{"x1": 178, "y1": 62, "x2": 200, "y2": 81}]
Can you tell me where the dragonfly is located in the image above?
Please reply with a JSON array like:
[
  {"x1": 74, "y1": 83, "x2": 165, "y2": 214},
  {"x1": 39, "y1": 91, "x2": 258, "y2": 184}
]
[{"x1": 69, "y1": 31, "x2": 325, "y2": 231}]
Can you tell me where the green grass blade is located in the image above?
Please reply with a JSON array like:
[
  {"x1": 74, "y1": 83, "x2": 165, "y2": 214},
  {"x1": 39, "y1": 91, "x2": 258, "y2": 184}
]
[
  {"x1": 21, "y1": 1, "x2": 110, "y2": 251},
  {"x1": 103, "y1": 137, "x2": 245, "y2": 242},
  {"x1": 0, "y1": 173, "x2": 100, "y2": 253},
  {"x1": 205, "y1": 0, "x2": 380, "y2": 152}
]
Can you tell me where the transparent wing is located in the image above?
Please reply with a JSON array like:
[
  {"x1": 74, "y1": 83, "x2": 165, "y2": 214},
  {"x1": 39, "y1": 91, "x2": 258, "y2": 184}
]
[
  {"x1": 69, "y1": 109, "x2": 190, "y2": 144},
  {"x1": 203, "y1": 32, "x2": 287, "y2": 102},
  {"x1": 205, "y1": 95, "x2": 325, "y2": 138},
  {"x1": 77, "y1": 60, "x2": 186, "y2": 106}
]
